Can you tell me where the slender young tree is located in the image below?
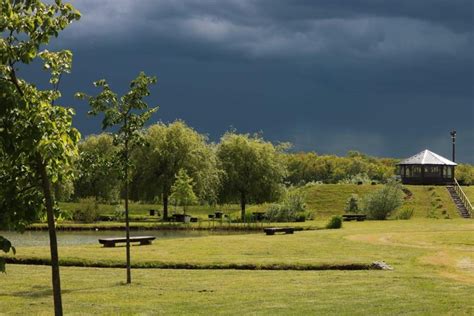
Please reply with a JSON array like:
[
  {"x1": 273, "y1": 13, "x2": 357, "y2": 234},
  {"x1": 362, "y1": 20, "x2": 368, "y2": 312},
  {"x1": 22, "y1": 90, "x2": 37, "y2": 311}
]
[
  {"x1": 0, "y1": 1, "x2": 81, "y2": 314},
  {"x1": 170, "y1": 169, "x2": 198, "y2": 214},
  {"x1": 76, "y1": 72, "x2": 157, "y2": 284}
]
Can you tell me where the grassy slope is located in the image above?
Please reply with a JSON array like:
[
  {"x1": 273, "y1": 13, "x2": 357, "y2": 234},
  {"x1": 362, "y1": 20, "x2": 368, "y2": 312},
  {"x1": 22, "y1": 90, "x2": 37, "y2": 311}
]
[
  {"x1": 462, "y1": 186, "x2": 474, "y2": 203},
  {"x1": 58, "y1": 184, "x2": 465, "y2": 221},
  {"x1": 1, "y1": 219, "x2": 473, "y2": 315},
  {"x1": 301, "y1": 184, "x2": 459, "y2": 219}
]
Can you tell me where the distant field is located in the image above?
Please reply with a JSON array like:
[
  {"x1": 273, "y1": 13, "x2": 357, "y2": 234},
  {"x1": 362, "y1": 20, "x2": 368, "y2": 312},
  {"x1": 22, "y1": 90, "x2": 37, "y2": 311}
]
[{"x1": 58, "y1": 184, "x2": 467, "y2": 221}]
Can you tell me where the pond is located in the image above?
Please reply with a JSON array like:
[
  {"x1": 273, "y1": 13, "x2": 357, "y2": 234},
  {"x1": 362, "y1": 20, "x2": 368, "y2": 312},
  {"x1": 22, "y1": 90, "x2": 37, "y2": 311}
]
[{"x1": 0, "y1": 230, "x2": 249, "y2": 247}]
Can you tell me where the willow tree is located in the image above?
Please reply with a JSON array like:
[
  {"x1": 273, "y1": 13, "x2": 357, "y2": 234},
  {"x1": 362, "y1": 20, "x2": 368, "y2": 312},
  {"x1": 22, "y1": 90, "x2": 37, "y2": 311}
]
[
  {"x1": 0, "y1": 1, "x2": 81, "y2": 314},
  {"x1": 217, "y1": 132, "x2": 287, "y2": 220},
  {"x1": 131, "y1": 121, "x2": 220, "y2": 219},
  {"x1": 75, "y1": 133, "x2": 121, "y2": 202},
  {"x1": 76, "y1": 72, "x2": 157, "y2": 284}
]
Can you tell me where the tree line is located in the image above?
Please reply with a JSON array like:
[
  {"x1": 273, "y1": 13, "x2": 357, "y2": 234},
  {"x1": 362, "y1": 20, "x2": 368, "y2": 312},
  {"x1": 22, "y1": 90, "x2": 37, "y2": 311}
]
[
  {"x1": 59, "y1": 121, "x2": 467, "y2": 216},
  {"x1": 59, "y1": 130, "x2": 474, "y2": 212}
]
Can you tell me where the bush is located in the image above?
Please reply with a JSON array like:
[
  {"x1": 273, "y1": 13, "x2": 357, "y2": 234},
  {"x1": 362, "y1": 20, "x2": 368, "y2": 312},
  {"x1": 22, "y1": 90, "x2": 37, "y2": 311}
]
[
  {"x1": 339, "y1": 173, "x2": 372, "y2": 185},
  {"x1": 265, "y1": 189, "x2": 307, "y2": 222},
  {"x1": 396, "y1": 208, "x2": 414, "y2": 220},
  {"x1": 326, "y1": 215, "x2": 342, "y2": 229},
  {"x1": 362, "y1": 180, "x2": 403, "y2": 220},
  {"x1": 113, "y1": 206, "x2": 125, "y2": 221},
  {"x1": 344, "y1": 194, "x2": 360, "y2": 213},
  {"x1": 72, "y1": 198, "x2": 100, "y2": 223}
]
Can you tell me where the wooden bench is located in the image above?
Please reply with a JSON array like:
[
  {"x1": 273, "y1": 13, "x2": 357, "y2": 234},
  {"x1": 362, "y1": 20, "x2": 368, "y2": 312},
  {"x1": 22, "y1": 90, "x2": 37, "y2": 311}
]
[
  {"x1": 98, "y1": 236, "x2": 156, "y2": 247},
  {"x1": 264, "y1": 227, "x2": 295, "y2": 235},
  {"x1": 342, "y1": 214, "x2": 367, "y2": 221}
]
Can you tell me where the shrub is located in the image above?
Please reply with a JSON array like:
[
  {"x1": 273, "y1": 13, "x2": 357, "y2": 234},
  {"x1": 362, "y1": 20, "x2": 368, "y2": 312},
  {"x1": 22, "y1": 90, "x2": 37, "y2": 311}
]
[
  {"x1": 113, "y1": 206, "x2": 125, "y2": 221},
  {"x1": 396, "y1": 208, "x2": 414, "y2": 220},
  {"x1": 362, "y1": 180, "x2": 403, "y2": 220},
  {"x1": 339, "y1": 173, "x2": 372, "y2": 185},
  {"x1": 344, "y1": 194, "x2": 360, "y2": 213},
  {"x1": 265, "y1": 189, "x2": 307, "y2": 222},
  {"x1": 326, "y1": 215, "x2": 342, "y2": 229},
  {"x1": 73, "y1": 198, "x2": 100, "y2": 223}
]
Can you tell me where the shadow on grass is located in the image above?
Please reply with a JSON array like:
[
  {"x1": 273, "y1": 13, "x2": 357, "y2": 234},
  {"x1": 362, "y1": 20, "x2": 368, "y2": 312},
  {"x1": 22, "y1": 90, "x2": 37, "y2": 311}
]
[
  {"x1": 5, "y1": 282, "x2": 132, "y2": 299},
  {"x1": 6, "y1": 287, "x2": 75, "y2": 298},
  {"x1": 3, "y1": 257, "x2": 373, "y2": 271}
]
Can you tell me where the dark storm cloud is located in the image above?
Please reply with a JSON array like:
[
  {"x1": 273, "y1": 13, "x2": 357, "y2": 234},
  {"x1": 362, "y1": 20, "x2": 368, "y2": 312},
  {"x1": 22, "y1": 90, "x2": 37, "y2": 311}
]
[{"x1": 47, "y1": 0, "x2": 473, "y2": 161}]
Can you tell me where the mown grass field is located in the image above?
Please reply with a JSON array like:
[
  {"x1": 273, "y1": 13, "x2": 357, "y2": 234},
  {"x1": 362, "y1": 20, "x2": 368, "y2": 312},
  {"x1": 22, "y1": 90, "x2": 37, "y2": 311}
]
[
  {"x1": 57, "y1": 184, "x2": 465, "y2": 222},
  {"x1": 1, "y1": 219, "x2": 473, "y2": 314}
]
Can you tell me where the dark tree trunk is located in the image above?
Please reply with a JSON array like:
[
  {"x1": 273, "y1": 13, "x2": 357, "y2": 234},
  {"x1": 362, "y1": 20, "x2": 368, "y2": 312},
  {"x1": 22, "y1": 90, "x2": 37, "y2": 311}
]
[
  {"x1": 125, "y1": 140, "x2": 131, "y2": 284},
  {"x1": 163, "y1": 194, "x2": 169, "y2": 220},
  {"x1": 240, "y1": 192, "x2": 246, "y2": 221},
  {"x1": 37, "y1": 155, "x2": 63, "y2": 316}
]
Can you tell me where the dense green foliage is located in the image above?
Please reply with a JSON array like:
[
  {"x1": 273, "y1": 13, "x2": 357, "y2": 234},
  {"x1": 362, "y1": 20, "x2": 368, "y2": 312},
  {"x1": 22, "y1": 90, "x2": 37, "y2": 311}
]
[
  {"x1": 217, "y1": 132, "x2": 287, "y2": 220},
  {"x1": 74, "y1": 134, "x2": 121, "y2": 202},
  {"x1": 325, "y1": 215, "x2": 343, "y2": 229},
  {"x1": 362, "y1": 180, "x2": 404, "y2": 220},
  {"x1": 285, "y1": 151, "x2": 396, "y2": 185},
  {"x1": 131, "y1": 121, "x2": 220, "y2": 218},
  {"x1": 71, "y1": 198, "x2": 100, "y2": 223},
  {"x1": 456, "y1": 163, "x2": 474, "y2": 185},
  {"x1": 265, "y1": 189, "x2": 308, "y2": 222}
]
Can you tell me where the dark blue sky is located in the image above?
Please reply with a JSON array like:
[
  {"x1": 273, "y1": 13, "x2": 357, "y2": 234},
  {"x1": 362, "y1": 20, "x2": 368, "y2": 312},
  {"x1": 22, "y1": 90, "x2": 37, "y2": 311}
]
[{"x1": 30, "y1": 0, "x2": 474, "y2": 162}]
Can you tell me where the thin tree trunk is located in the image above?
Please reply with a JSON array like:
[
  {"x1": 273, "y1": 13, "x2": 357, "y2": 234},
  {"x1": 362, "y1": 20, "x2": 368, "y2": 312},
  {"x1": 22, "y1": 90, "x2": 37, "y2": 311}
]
[
  {"x1": 163, "y1": 194, "x2": 169, "y2": 220},
  {"x1": 125, "y1": 141, "x2": 131, "y2": 284},
  {"x1": 240, "y1": 192, "x2": 246, "y2": 221},
  {"x1": 37, "y1": 155, "x2": 63, "y2": 316}
]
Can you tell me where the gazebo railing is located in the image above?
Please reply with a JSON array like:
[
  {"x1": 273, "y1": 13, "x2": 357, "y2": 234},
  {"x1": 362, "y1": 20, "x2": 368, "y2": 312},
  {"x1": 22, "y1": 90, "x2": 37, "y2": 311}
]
[{"x1": 454, "y1": 178, "x2": 473, "y2": 218}]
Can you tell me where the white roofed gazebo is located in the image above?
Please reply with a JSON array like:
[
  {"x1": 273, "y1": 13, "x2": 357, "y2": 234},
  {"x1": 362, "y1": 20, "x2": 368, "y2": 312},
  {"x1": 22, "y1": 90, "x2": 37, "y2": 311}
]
[{"x1": 397, "y1": 149, "x2": 456, "y2": 185}]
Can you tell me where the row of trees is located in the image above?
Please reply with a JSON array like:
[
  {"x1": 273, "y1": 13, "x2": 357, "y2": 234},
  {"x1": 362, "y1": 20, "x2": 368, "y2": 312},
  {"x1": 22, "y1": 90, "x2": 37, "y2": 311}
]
[
  {"x1": 65, "y1": 133, "x2": 474, "y2": 213},
  {"x1": 69, "y1": 123, "x2": 287, "y2": 220},
  {"x1": 285, "y1": 151, "x2": 397, "y2": 184}
]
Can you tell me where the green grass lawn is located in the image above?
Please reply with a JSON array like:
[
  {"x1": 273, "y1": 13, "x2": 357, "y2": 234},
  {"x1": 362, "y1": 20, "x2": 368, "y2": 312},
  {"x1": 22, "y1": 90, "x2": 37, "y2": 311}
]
[
  {"x1": 1, "y1": 219, "x2": 473, "y2": 314},
  {"x1": 1, "y1": 264, "x2": 472, "y2": 315}
]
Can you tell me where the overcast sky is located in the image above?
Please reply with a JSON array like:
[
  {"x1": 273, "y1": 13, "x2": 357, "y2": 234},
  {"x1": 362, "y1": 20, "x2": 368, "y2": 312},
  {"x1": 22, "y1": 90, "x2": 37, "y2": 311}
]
[{"x1": 29, "y1": 0, "x2": 473, "y2": 162}]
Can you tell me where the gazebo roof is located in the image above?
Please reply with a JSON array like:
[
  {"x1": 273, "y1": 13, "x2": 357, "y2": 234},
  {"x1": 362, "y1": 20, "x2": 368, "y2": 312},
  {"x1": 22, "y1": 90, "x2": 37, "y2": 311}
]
[{"x1": 398, "y1": 149, "x2": 457, "y2": 166}]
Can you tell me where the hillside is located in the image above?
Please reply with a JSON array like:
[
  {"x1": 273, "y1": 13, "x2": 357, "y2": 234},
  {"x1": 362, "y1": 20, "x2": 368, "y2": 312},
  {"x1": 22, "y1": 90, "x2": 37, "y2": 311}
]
[
  {"x1": 300, "y1": 184, "x2": 460, "y2": 219},
  {"x1": 463, "y1": 186, "x2": 474, "y2": 202},
  {"x1": 58, "y1": 184, "x2": 467, "y2": 221}
]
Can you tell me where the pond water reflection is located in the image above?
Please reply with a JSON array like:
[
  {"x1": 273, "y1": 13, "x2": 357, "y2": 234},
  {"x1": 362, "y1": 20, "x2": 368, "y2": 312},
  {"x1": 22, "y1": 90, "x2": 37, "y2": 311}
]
[{"x1": 0, "y1": 230, "x2": 249, "y2": 247}]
